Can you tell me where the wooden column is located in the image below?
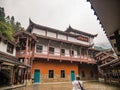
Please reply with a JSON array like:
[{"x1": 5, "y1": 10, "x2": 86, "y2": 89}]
[
  {"x1": 45, "y1": 30, "x2": 47, "y2": 36},
  {"x1": 24, "y1": 37, "x2": 29, "y2": 65},
  {"x1": 70, "y1": 45, "x2": 73, "y2": 63},
  {"x1": 56, "y1": 32, "x2": 58, "y2": 38},
  {"x1": 47, "y1": 40, "x2": 50, "y2": 61},
  {"x1": 116, "y1": 67, "x2": 120, "y2": 83},
  {"x1": 10, "y1": 67, "x2": 14, "y2": 85},
  {"x1": 60, "y1": 42, "x2": 62, "y2": 62},
  {"x1": 87, "y1": 49, "x2": 89, "y2": 60},
  {"x1": 66, "y1": 35, "x2": 68, "y2": 40},
  {"x1": 25, "y1": 36, "x2": 29, "y2": 82},
  {"x1": 79, "y1": 46, "x2": 81, "y2": 63},
  {"x1": 0, "y1": 63, "x2": 2, "y2": 71}
]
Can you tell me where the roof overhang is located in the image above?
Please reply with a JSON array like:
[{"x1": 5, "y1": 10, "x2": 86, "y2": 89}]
[{"x1": 87, "y1": 0, "x2": 120, "y2": 56}]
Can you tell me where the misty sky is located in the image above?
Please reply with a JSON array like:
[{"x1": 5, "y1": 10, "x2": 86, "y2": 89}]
[{"x1": 0, "y1": 0, "x2": 111, "y2": 48}]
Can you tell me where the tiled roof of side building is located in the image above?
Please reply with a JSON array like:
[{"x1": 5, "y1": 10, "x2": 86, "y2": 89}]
[
  {"x1": 101, "y1": 55, "x2": 116, "y2": 61},
  {"x1": 14, "y1": 30, "x2": 37, "y2": 41}
]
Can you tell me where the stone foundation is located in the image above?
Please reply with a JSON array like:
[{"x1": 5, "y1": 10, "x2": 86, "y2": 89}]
[{"x1": 40, "y1": 74, "x2": 70, "y2": 83}]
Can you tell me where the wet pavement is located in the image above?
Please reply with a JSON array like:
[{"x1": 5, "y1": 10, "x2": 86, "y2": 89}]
[{"x1": 12, "y1": 81, "x2": 120, "y2": 90}]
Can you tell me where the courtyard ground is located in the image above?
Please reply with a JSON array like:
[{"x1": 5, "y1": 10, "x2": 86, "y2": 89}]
[{"x1": 11, "y1": 81, "x2": 120, "y2": 90}]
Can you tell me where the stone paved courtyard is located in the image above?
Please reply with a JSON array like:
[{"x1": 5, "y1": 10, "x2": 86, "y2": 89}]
[{"x1": 12, "y1": 81, "x2": 120, "y2": 90}]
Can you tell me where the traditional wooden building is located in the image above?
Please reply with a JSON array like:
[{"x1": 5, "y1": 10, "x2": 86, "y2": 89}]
[
  {"x1": 95, "y1": 50, "x2": 117, "y2": 81},
  {"x1": 96, "y1": 51, "x2": 116, "y2": 65},
  {"x1": 99, "y1": 58, "x2": 120, "y2": 83},
  {"x1": 0, "y1": 34, "x2": 26, "y2": 86},
  {"x1": 13, "y1": 19, "x2": 100, "y2": 83}
]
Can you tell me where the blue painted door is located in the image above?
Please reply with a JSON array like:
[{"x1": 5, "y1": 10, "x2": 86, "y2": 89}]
[
  {"x1": 34, "y1": 70, "x2": 40, "y2": 83},
  {"x1": 71, "y1": 70, "x2": 75, "y2": 81}
]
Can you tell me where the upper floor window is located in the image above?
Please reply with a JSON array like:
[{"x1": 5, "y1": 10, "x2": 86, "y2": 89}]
[
  {"x1": 81, "y1": 48, "x2": 87, "y2": 56},
  {"x1": 72, "y1": 50, "x2": 74, "y2": 56},
  {"x1": 49, "y1": 47, "x2": 54, "y2": 54},
  {"x1": 36, "y1": 44, "x2": 43, "y2": 53},
  {"x1": 61, "y1": 70, "x2": 65, "y2": 78},
  {"x1": 61, "y1": 49, "x2": 65, "y2": 56},
  {"x1": 49, "y1": 70, "x2": 54, "y2": 78},
  {"x1": 7, "y1": 43, "x2": 14, "y2": 54}
]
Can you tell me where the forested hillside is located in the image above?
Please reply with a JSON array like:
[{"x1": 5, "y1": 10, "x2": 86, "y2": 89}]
[{"x1": 0, "y1": 7, "x2": 22, "y2": 41}]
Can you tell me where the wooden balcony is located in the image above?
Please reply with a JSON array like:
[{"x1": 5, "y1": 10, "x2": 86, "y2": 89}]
[
  {"x1": 16, "y1": 50, "x2": 33, "y2": 58},
  {"x1": 34, "y1": 50, "x2": 96, "y2": 64}
]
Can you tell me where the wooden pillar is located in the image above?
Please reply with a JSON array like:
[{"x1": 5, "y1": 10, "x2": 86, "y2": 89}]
[
  {"x1": 79, "y1": 46, "x2": 81, "y2": 63},
  {"x1": 23, "y1": 68, "x2": 26, "y2": 84},
  {"x1": 45, "y1": 30, "x2": 47, "y2": 36},
  {"x1": 47, "y1": 40, "x2": 50, "y2": 61},
  {"x1": 17, "y1": 36, "x2": 19, "y2": 43},
  {"x1": 66, "y1": 35, "x2": 68, "y2": 40},
  {"x1": 56, "y1": 32, "x2": 58, "y2": 38},
  {"x1": 10, "y1": 67, "x2": 14, "y2": 85},
  {"x1": 70, "y1": 45, "x2": 73, "y2": 63},
  {"x1": 60, "y1": 42, "x2": 62, "y2": 62},
  {"x1": 0, "y1": 63, "x2": 2, "y2": 71},
  {"x1": 116, "y1": 67, "x2": 120, "y2": 83},
  {"x1": 26, "y1": 36, "x2": 29, "y2": 65},
  {"x1": 108, "y1": 68, "x2": 111, "y2": 84},
  {"x1": 31, "y1": 40, "x2": 35, "y2": 80},
  {"x1": 87, "y1": 49, "x2": 89, "y2": 60}
]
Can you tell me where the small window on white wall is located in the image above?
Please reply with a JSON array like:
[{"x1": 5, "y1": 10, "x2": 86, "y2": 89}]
[
  {"x1": 36, "y1": 44, "x2": 43, "y2": 53},
  {"x1": 61, "y1": 49, "x2": 65, "y2": 56},
  {"x1": 49, "y1": 47, "x2": 54, "y2": 54}
]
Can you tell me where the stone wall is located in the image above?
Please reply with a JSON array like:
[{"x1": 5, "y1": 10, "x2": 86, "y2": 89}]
[{"x1": 40, "y1": 74, "x2": 70, "y2": 83}]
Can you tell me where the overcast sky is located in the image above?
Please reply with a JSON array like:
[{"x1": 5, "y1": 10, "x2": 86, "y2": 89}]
[{"x1": 0, "y1": 0, "x2": 111, "y2": 48}]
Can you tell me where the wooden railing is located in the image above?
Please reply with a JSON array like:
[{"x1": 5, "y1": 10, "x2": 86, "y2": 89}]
[
  {"x1": 34, "y1": 50, "x2": 96, "y2": 64},
  {"x1": 16, "y1": 50, "x2": 33, "y2": 57}
]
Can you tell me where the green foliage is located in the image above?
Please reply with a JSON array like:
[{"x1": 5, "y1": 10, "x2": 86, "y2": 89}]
[
  {"x1": 0, "y1": 21, "x2": 14, "y2": 41},
  {"x1": 0, "y1": 7, "x2": 22, "y2": 41},
  {"x1": 0, "y1": 7, "x2": 5, "y2": 21}
]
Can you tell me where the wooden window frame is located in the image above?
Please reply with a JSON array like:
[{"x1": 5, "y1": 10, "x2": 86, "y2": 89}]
[
  {"x1": 49, "y1": 70, "x2": 54, "y2": 78},
  {"x1": 7, "y1": 42, "x2": 14, "y2": 54},
  {"x1": 61, "y1": 49, "x2": 65, "y2": 56},
  {"x1": 36, "y1": 44, "x2": 43, "y2": 53},
  {"x1": 61, "y1": 70, "x2": 65, "y2": 78},
  {"x1": 49, "y1": 47, "x2": 54, "y2": 54}
]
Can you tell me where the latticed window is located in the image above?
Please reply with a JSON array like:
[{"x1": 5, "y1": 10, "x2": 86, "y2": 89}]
[
  {"x1": 61, "y1": 49, "x2": 65, "y2": 55},
  {"x1": 36, "y1": 45, "x2": 43, "y2": 53},
  {"x1": 49, "y1": 70, "x2": 54, "y2": 78},
  {"x1": 71, "y1": 50, "x2": 74, "y2": 56},
  {"x1": 7, "y1": 43, "x2": 14, "y2": 54},
  {"x1": 61, "y1": 70, "x2": 65, "y2": 78},
  {"x1": 49, "y1": 47, "x2": 54, "y2": 54},
  {"x1": 81, "y1": 48, "x2": 87, "y2": 56}
]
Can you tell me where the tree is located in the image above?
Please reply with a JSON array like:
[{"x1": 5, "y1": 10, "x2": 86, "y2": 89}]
[
  {"x1": 6, "y1": 16, "x2": 10, "y2": 23},
  {"x1": 0, "y1": 7, "x2": 5, "y2": 21},
  {"x1": 14, "y1": 22, "x2": 21, "y2": 32},
  {"x1": 0, "y1": 21, "x2": 14, "y2": 41},
  {"x1": 0, "y1": 7, "x2": 22, "y2": 41}
]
